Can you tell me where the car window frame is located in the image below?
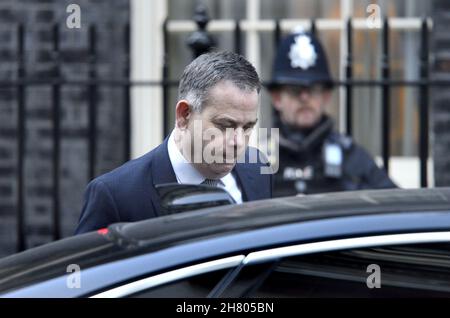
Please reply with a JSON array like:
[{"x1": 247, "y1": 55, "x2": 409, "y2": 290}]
[
  {"x1": 216, "y1": 231, "x2": 450, "y2": 297},
  {"x1": 90, "y1": 255, "x2": 245, "y2": 298}
]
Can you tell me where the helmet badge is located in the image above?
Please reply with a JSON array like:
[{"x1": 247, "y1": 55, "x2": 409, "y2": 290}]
[{"x1": 288, "y1": 34, "x2": 317, "y2": 70}]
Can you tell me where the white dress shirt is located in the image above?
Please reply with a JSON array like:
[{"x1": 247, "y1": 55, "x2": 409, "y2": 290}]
[{"x1": 167, "y1": 131, "x2": 243, "y2": 204}]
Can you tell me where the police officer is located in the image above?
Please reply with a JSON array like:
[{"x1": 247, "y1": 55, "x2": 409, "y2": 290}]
[{"x1": 269, "y1": 31, "x2": 397, "y2": 196}]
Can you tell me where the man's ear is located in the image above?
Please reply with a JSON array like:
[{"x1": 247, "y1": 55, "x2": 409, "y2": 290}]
[
  {"x1": 270, "y1": 90, "x2": 283, "y2": 111},
  {"x1": 175, "y1": 100, "x2": 191, "y2": 130}
]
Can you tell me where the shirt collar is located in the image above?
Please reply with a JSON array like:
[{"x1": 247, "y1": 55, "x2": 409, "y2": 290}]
[
  {"x1": 168, "y1": 131, "x2": 205, "y2": 184},
  {"x1": 167, "y1": 130, "x2": 234, "y2": 186}
]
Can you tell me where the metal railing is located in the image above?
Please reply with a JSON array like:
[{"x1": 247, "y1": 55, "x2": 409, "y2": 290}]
[
  {"x1": 0, "y1": 12, "x2": 442, "y2": 253},
  {"x1": 162, "y1": 13, "x2": 432, "y2": 184}
]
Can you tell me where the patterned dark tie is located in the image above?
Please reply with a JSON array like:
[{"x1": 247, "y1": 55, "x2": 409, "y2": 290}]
[{"x1": 201, "y1": 178, "x2": 223, "y2": 187}]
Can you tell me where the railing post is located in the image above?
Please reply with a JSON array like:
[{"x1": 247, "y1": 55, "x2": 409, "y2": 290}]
[
  {"x1": 274, "y1": 19, "x2": 281, "y2": 47},
  {"x1": 186, "y1": 3, "x2": 215, "y2": 59},
  {"x1": 16, "y1": 23, "x2": 25, "y2": 252},
  {"x1": 51, "y1": 23, "x2": 61, "y2": 241},
  {"x1": 381, "y1": 18, "x2": 391, "y2": 172},
  {"x1": 162, "y1": 18, "x2": 170, "y2": 137},
  {"x1": 419, "y1": 18, "x2": 429, "y2": 188},
  {"x1": 345, "y1": 18, "x2": 353, "y2": 136},
  {"x1": 272, "y1": 20, "x2": 282, "y2": 123},
  {"x1": 123, "y1": 23, "x2": 131, "y2": 162},
  {"x1": 234, "y1": 20, "x2": 242, "y2": 55},
  {"x1": 88, "y1": 25, "x2": 97, "y2": 180},
  {"x1": 310, "y1": 19, "x2": 317, "y2": 36}
]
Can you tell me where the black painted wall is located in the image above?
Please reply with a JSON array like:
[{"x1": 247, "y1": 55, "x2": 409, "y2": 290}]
[{"x1": 0, "y1": 0, "x2": 130, "y2": 257}]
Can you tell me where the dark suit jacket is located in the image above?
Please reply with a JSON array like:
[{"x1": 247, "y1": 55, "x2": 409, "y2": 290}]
[{"x1": 75, "y1": 138, "x2": 273, "y2": 234}]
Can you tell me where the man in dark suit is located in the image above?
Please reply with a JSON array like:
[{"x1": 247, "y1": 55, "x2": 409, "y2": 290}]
[{"x1": 75, "y1": 51, "x2": 272, "y2": 234}]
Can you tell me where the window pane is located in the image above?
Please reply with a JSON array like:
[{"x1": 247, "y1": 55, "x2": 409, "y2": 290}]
[
  {"x1": 239, "y1": 243, "x2": 450, "y2": 297},
  {"x1": 128, "y1": 267, "x2": 231, "y2": 298},
  {"x1": 260, "y1": 0, "x2": 339, "y2": 20}
]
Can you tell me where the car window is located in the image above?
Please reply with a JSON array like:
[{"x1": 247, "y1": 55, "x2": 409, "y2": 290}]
[
  {"x1": 127, "y1": 267, "x2": 231, "y2": 298},
  {"x1": 223, "y1": 243, "x2": 450, "y2": 298}
]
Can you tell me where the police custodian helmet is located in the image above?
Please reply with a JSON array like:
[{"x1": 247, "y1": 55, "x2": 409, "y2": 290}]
[{"x1": 269, "y1": 31, "x2": 334, "y2": 90}]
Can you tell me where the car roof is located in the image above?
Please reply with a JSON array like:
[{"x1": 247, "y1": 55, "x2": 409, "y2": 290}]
[{"x1": 1, "y1": 187, "x2": 449, "y2": 294}]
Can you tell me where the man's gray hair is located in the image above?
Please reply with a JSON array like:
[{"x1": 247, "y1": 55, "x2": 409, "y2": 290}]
[{"x1": 178, "y1": 51, "x2": 261, "y2": 112}]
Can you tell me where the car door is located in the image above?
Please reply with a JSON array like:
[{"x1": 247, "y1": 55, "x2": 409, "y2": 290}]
[
  {"x1": 217, "y1": 231, "x2": 450, "y2": 297},
  {"x1": 91, "y1": 231, "x2": 450, "y2": 298}
]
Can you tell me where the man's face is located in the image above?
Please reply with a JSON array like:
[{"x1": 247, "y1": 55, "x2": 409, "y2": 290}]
[
  {"x1": 271, "y1": 84, "x2": 331, "y2": 129},
  {"x1": 183, "y1": 81, "x2": 259, "y2": 179}
]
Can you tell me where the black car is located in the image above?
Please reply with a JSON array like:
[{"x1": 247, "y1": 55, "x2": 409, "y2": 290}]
[{"x1": 1, "y1": 187, "x2": 450, "y2": 298}]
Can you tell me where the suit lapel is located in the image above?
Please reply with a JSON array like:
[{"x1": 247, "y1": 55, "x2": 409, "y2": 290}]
[
  {"x1": 151, "y1": 137, "x2": 177, "y2": 185},
  {"x1": 148, "y1": 138, "x2": 177, "y2": 216},
  {"x1": 233, "y1": 163, "x2": 257, "y2": 202}
]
